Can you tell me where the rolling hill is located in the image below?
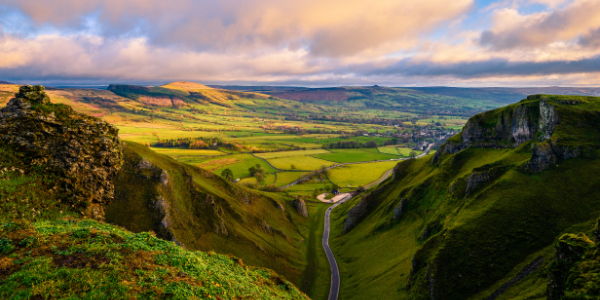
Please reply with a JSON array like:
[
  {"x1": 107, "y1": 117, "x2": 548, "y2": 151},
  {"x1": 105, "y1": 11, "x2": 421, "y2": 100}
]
[{"x1": 330, "y1": 94, "x2": 600, "y2": 299}]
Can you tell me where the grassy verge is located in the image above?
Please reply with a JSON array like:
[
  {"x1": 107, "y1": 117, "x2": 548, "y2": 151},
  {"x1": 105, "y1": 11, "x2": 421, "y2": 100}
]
[{"x1": 300, "y1": 201, "x2": 332, "y2": 300}]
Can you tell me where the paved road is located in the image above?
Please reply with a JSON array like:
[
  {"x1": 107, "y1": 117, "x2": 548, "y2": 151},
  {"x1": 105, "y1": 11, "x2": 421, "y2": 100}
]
[
  {"x1": 323, "y1": 194, "x2": 353, "y2": 300},
  {"x1": 321, "y1": 144, "x2": 435, "y2": 300}
]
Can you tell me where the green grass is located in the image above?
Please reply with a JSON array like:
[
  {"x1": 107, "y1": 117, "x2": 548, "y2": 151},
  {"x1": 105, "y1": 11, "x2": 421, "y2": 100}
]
[
  {"x1": 0, "y1": 219, "x2": 307, "y2": 300},
  {"x1": 328, "y1": 161, "x2": 398, "y2": 188},
  {"x1": 239, "y1": 174, "x2": 277, "y2": 185},
  {"x1": 276, "y1": 172, "x2": 310, "y2": 187},
  {"x1": 201, "y1": 154, "x2": 277, "y2": 179},
  {"x1": 267, "y1": 156, "x2": 335, "y2": 171},
  {"x1": 150, "y1": 147, "x2": 225, "y2": 158},
  {"x1": 255, "y1": 149, "x2": 331, "y2": 159},
  {"x1": 328, "y1": 95, "x2": 600, "y2": 300},
  {"x1": 312, "y1": 148, "x2": 400, "y2": 163},
  {"x1": 300, "y1": 201, "x2": 332, "y2": 300}
]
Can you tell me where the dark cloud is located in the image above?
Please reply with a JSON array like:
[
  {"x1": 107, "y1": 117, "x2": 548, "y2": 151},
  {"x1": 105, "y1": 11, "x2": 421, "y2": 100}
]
[
  {"x1": 367, "y1": 56, "x2": 600, "y2": 78},
  {"x1": 579, "y1": 27, "x2": 600, "y2": 48}
]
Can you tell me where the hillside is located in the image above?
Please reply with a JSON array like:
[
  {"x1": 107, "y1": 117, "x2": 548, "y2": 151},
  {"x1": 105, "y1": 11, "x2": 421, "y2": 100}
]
[
  {"x1": 330, "y1": 94, "x2": 600, "y2": 299},
  {"x1": 0, "y1": 85, "x2": 309, "y2": 299}
]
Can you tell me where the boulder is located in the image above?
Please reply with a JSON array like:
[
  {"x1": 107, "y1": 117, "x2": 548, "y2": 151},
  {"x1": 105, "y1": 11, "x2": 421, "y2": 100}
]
[
  {"x1": 0, "y1": 85, "x2": 123, "y2": 220},
  {"x1": 293, "y1": 198, "x2": 308, "y2": 217}
]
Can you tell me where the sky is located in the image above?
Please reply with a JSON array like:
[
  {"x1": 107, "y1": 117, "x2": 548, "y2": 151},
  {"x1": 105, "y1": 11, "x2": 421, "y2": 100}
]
[{"x1": 0, "y1": 0, "x2": 600, "y2": 87}]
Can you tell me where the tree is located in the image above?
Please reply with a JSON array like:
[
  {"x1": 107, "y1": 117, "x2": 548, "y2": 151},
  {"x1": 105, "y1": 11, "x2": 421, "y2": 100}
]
[
  {"x1": 221, "y1": 169, "x2": 234, "y2": 182},
  {"x1": 254, "y1": 172, "x2": 265, "y2": 184},
  {"x1": 249, "y1": 166, "x2": 257, "y2": 176},
  {"x1": 290, "y1": 164, "x2": 296, "y2": 170},
  {"x1": 409, "y1": 151, "x2": 417, "y2": 158}
]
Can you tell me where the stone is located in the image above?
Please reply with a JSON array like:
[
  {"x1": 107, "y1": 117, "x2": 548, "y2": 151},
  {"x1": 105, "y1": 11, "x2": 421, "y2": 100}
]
[
  {"x1": 0, "y1": 85, "x2": 123, "y2": 220},
  {"x1": 293, "y1": 198, "x2": 308, "y2": 217}
]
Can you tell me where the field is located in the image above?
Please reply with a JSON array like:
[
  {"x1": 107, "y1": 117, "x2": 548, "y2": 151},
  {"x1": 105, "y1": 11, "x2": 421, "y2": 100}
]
[
  {"x1": 312, "y1": 148, "x2": 400, "y2": 163},
  {"x1": 266, "y1": 155, "x2": 335, "y2": 171},
  {"x1": 239, "y1": 173, "x2": 277, "y2": 185},
  {"x1": 255, "y1": 149, "x2": 330, "y2": 159},
  {"x1": 275, "y1": 172, "x2": 310, "y2": 187},
  {"x1": 149, "y1": 147, "x2": 225, "y2": 158},
  {"x1": 377, "y1": 146, "x2": 422, "y2": 157},
  {"x1": 328, "y1": 161, "x2": 399, "y2": 187}
]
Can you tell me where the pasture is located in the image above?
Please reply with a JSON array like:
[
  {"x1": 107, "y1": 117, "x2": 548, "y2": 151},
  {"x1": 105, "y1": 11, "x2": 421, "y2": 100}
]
[
  {"x1": 328, "y1": 161, "x2": 399, "y2": 187},
  {"x1": 311, "y1": 148, "x2": 400, "y2": 163},
  {"x1": 255, "y1": 149, "x2": 330, "y2": 159},
  {"x1": 266, "y1": 155, "x2": 335, "y2": 171}
]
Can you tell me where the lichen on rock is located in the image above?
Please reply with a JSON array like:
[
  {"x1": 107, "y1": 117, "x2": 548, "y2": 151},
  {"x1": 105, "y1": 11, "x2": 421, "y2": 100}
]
[{"x1": 0, "y1": 85, "x2": 123, "y2": 220}]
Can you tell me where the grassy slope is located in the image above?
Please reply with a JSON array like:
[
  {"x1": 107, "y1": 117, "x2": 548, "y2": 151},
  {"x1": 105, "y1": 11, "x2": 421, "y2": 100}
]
[
  {"x1": 0, "y1": 219, "x2": 307, "y2": 300},
  {"x1": 330, "y1": 95, "x2": 600, "y2": 300},
  {"x1": 300, "y1": 201, "x2": 332, "y2": 300},
  {"x1": 104, "y1": 142, "x2": 309, "y2": 288}
]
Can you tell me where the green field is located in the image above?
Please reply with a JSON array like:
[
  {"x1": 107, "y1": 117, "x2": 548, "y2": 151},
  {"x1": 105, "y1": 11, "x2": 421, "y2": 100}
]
[
  {"x1": 377, "y1": 146, "x2": 422, "y2": 157},
  {"x1": 312, "y1": 148, "x2": 400, "y2": 163},
  {"x1": 195, "y1": 153, "x2": 277, "y2": 178},
  {"x1": 239, "y1": 173, "x2": 277, "y2": 185},
  {"x1": 150, "y1": 147, "x2": 225, "y2": 158},
  {"x1": 256, "y1": 149, "x2": 331, "y2": 159},
  {"x1": 275, "y1": 172, "x2": 310, "y2": 187},
  {"x1": 328, "y1": 161, "x2": 399, "y2": 187},
  {"x1": 267, "y1": 155, "x2": 335, "y2": 171}
]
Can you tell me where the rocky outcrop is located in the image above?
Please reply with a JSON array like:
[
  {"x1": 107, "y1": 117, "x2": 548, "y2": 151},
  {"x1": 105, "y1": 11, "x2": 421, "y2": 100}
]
[
  {"x1": 0, "y1": 85, "x2": 122, "y2": 220},
  {"x1": 293, "y1": 198, "x2": 308, "y2": 217},
  {"x1": 343, "y1": 188, "x2": 385, "y2": 232},
  {"x1": 524, "y1": 141, "x2": 583, "y2": 173},
  {"x1": 484, "y1": 257, "x2": 544, "y2": 300},
  {"x1": 547, "y1": 233, "x2": 594, "y2": 300},
  {"x1": 392, "y1": 198, "x2": 407, "y2": 220},
  {"x1": 432, "y1": 96, "x2": 560, "y2": 164}
]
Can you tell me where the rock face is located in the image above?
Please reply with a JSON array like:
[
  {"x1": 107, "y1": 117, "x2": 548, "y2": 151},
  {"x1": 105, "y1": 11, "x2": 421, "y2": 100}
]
[
  {"x1": 293, "y1": 198, "x2": 308, "y2": 217},
  {"x1": 0, "y1": 85, "x2": 123, "y2": 220},
  {"x1": 547, "y1": 233, "x2": 595, "y2": 300},
  {"x1": 343, "y1": 188, "x2": 385, "y2": 232},
  {"x1": 432, "y1": 95, "x2": 560, "y2": 164}
]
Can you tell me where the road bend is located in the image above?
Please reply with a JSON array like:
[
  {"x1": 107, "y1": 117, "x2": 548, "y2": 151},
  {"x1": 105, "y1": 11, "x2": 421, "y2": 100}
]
[{"x1": 323, "y1": 194, "x2": 352, "y2": 300}]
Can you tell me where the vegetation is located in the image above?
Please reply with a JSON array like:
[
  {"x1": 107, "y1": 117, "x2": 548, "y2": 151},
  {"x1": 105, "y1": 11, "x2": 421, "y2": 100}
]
[
  {"x1": 328, "y1": 161, "x2": 399, "y2": 188},
  {"x1": 329, "y1": 95, "x2": 600, "y2": 300},
  {"x1": 312, "y1": 148, "x2": 401, "y2": 163}
]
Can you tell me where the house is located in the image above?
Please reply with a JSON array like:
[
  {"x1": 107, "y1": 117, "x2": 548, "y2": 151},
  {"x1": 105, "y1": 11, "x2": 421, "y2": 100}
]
[{"x1": 331, "y1": 189, "x2": 340, "y2": 195}]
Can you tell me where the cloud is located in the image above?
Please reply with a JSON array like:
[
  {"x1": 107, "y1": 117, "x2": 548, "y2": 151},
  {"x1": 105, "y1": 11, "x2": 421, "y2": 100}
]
[
  {"x1": 0, "y1": 0, "x2": 472, "y2": 57},
  {"x1": 479, "y1": 0, "x2": 600, "y2": 50}
]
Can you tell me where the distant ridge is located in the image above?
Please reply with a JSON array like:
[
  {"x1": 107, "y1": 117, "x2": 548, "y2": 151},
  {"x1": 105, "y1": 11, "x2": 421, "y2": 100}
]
[
  {"x1": 0, "y1": 81, "x2": 14, "y2": 84},
  {"x1": 160, "y1": 81, "x2": 213, "y2": 91}
]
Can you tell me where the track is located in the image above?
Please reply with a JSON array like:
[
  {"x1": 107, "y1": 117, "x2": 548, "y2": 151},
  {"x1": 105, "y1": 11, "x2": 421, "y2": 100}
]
[{"x1": 323, "y1": 194, "x2": 352, "y2": 300}]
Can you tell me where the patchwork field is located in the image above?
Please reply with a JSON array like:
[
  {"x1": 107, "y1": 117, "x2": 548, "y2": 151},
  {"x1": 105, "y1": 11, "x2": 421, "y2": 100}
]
[
  {"x1": 150, "y1": 148, "x2": 225, "y2": 158},
  {"x1": 377, "y1": 146, "x2": 422, "y2": 157},
  {"x1": 328, "y1": 161, "x2": 399, "y2": 187},
  {"x1": 311, "y1": 148, "x2": 400, "y2": 163}
]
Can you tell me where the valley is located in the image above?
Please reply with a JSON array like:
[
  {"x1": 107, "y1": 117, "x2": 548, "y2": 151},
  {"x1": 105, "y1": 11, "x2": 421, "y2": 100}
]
[{"x1": 2, "y1": 82, "x2": 600, "y2": 300}]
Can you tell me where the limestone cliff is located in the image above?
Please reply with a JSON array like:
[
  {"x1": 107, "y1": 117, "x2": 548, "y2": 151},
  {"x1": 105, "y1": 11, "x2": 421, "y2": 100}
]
[{"x1": 0, "y1": 85, "x2": 122, "y2": 220}]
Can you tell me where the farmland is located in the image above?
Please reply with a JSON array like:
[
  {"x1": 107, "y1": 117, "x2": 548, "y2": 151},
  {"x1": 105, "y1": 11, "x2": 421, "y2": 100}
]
[
  {"x1": 328, "y1": 161, "x2": 400, "y2": 187},
  {"x1": 267, "y1": 155, "x2": 335, "y2": 171},
  {"x1": 311, "y1": 148, "x2": 401, "y2": 163}
]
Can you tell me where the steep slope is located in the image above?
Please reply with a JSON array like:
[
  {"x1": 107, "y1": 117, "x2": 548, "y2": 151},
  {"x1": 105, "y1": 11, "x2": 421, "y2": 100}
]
[
  {"x1": 0, "y1": 86, "x2": 310, "y2": 298},
  {"x1": 330, "y1": 94, "x2": 600, "y2": 299},
  {"x1": 105, "y1": 141, "x2": 310, "y2": 286}
]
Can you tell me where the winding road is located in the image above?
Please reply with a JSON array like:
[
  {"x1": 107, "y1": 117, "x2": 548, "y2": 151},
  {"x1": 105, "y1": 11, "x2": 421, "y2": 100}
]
[
  {"x1": 322, "y1": 143, "x2": 435, "y2": 300},
  {"x1": 323, "y1": 193, "x2": 353, "y2": 300}
]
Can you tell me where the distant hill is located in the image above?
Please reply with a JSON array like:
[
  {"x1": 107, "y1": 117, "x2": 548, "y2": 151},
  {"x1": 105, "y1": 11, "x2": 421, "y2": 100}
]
[
  {"x1": 0, "y1": 81, "x2": 13, "y2": 84},
  {"x1": 108, "y1": 81, "x2": 269, "y2": 108}
]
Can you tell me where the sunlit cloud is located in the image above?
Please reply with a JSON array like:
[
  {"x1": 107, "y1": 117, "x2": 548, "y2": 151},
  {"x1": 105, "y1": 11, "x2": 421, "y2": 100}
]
[{"x1": 0, "y1": 0, "x2": 598, "y2": 86}]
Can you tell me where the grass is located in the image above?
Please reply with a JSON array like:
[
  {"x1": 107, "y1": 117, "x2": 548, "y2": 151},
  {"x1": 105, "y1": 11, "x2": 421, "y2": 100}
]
[
  {"x1": 378, "y1": 146, "x2": 422, "y2": 157},
  {"x1": 312, "y1": 148, "x2": 400, "y2": 163},
  {"x1": 300, "y1": 201, "x2": 332, "y2": 300},
  {"x1": 276, "y1": 172, "x2": 310, "y2": 187},
  {"x1": 239, "y1": 174, "x2": 277, "y2": 185},
  {"x1": 202, "y1": 154, "x2": 277, "y2": 178},
  {"x1": 255, "y1": 149, "x2": 331, "y2": 159},
  {"x1": 149, "y1": 147, "x2": 225, "y2": 158},
  {"x1": 0, "y1": 219, "x2": 307, "y2": 300},
  {"x1": 267, "y1": 156, "x2": 335, "y2": 171},
  {"x1": 328, "y1": 161, "x2": 399, "y2": 188},
  {"x1": 328, "y1": 95, "x2": 600, "y2": 300}
]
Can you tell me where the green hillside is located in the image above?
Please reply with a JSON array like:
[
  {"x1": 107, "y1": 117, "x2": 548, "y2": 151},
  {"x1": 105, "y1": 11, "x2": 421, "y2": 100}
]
[
  {"x1": 330, "y1": 94, "x2": 600, "y2": 299},
  {"x1": 0, "y1": 86, "x2": 308, "y2": 299}
]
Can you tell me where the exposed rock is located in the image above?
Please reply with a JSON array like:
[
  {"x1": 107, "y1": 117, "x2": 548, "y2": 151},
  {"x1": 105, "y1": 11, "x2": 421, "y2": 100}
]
[
  {"x1": 432, "y1": 96, "x2": 559, "y2": 164},
  {"x1": 525, "y1": 142, "x2": 557, "y2": 172},
  {"x1": 160, "y1": 169, "x2": 169, "y2": 185},
  {"x1": 484, "y1": 257, "x2": 544, "y2": 300},
  {"x1": 0, "y1": 85, "x2": 123, "y2": 220},
  {"x1": 343, "y1": 188, "x2": 384, "y2": 232},
  {"x1": 547, "y1": 233, "x2": 594, "y2": 300},
  {"x1": 465, "y1": 169, "x2": 500, "y2": 197},
  {"x1": 261, "y1": 220, "x2": 273, "y2": 234},
  {"x1": 392, "y1": 198, "x2": 407, "y2": 220},
  {"x1": 293, "y1": 198, "x2": 308, "y2": 217}
]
